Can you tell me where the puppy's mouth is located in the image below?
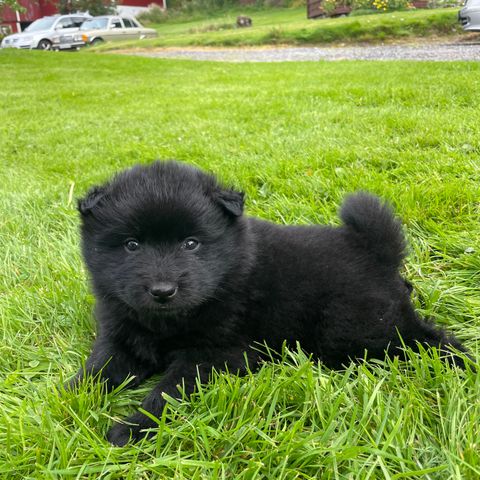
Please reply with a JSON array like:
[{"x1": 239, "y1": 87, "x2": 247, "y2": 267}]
[
  {"x1": 151, "y1": 301, "x2": 177, "y2": 311},
  {"x1": 138, "y1": 300, "x2": 180, "y2": 318}
]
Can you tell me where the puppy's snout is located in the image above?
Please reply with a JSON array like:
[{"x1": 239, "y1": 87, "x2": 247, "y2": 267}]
[{"x1": 149, "y1": 282, "x2": 178, "y2": 302}]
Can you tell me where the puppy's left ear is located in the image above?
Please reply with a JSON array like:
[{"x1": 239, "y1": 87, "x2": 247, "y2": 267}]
[{"x1": 214, "y1": 189, "x2": 245, "y2": 217}]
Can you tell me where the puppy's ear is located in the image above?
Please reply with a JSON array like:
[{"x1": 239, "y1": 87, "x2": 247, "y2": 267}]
[
  {"x1": 214, "y1": 189, "x2": 245, "y2": 217},
  {"x1": 78, "y1": 186, "x2": 106, "y2": 216}
]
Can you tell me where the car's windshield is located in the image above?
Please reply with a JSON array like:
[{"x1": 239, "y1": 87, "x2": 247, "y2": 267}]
[
  {"x1": 80, "y1": 18, "x2": 109, "y2": 30},
  {"x1": 467, "y1": 0, "x2": 480, "y2": 5},
  {"x1": 24, "y1": 17, "x2": 56, "y2": 32}
]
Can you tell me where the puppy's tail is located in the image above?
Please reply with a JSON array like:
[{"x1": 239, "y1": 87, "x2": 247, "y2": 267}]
[{"x1": 340, "y1": 192, "x2": 407, "y2": 269}]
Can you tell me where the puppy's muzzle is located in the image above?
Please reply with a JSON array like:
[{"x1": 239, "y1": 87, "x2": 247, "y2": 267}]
[{"x1": 149, "y1": 282, "x2": 178, "y2": 303}]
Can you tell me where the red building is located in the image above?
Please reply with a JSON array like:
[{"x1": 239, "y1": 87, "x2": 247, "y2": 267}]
[{"x1": 1, "y1": 0, "x2": 165, "y2": 33}]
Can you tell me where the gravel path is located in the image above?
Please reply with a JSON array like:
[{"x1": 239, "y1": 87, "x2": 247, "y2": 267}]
[{"x1": 123, "y1": 43, "x2": 480, "y2": 62}]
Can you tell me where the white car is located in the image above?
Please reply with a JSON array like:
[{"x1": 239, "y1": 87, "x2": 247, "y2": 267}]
[
  {"x1": 0, "y1": 14, "x2": 91, "y2": 50},
  {"x1": 459, "y1": 0, "x2": 480, "y2": 30}
]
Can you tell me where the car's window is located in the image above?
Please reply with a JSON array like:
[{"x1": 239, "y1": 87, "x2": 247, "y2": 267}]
[
  {"x1": 24, "y1": 17, "x2": 56, "y2": 32},
  {"x1": 57, "y1": 17, "x2": 76, "y2": 29},
  {"x1": 122, "y1": 18, "x2": 135, "y2": 28},
  {"x1": 80, "y1": 18, "x2": 109, "y2": 30},
  {"x1": 110, "y1": 18, "x2": 123, "y2": 29},
  {"x1": 72, "y1": 17, "x2": 88, "y2": 28}
]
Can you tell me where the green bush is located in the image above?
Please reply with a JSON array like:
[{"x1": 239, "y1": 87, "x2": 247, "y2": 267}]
[
  {"x1": 138, "y1": 0, "x2": 258, "y2": 24},
  {"x1": 351, "y1": 0, "x2": 412, "y2": 12},
  {"x1": 137, "y1": 4, "x2": 168, "y2": 24},
  {"x1": 58, "y1": 0, "x2": 116, "y2": 15}
]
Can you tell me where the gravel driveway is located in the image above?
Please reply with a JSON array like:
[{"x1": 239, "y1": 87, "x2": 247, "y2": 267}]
[{"x1": 123, "y1": 43, "x2": 480, "y2": 62}]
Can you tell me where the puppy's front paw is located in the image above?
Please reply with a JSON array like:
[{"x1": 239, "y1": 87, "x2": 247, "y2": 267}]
[
  {"x1": 107, "y1": 413, "x2": 156, "y2": 446},
  {"x1": 107, "y1": 422, "x2": 135, "y2": 447}
]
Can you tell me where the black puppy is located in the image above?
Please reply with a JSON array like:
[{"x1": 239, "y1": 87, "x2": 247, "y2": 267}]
[{"x1": 72, "y1": 160, "x2": 468, "y2": 446}]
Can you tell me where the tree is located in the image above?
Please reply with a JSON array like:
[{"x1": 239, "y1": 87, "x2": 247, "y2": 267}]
[{"x1": 0, "y1": 0, "x2": 26, "y2": 13}]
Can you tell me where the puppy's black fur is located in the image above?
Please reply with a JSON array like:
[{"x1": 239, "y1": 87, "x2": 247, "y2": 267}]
[{"x1": 72, "y1": 160, "x2": 468, "y2": 446}]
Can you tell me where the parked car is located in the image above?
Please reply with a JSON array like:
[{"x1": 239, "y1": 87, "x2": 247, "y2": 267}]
[
  {"x1": 459, "y1": 0, "x2": 480, "y2": 31},
  {"x1": 0, "y1": 14, "x2": 91, "y2": 50},
  {"x1": 68, "y1": 16, "x2": 157, "y2": 48}
]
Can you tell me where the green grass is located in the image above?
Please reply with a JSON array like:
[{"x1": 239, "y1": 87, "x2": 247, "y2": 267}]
[
  {"x1": 97, "y1": 7, "x2": 464, "y2": 50},
  {"x1": 1, "y1": 49, "x2": 480, "y2": 478}
]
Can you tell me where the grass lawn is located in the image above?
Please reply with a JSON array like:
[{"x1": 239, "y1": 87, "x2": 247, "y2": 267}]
[
  {"x1": 97, "y1": 7, "x2": 465, "y2": 50},
  {"x1": 1, "y1": 49, "x2": 480, "y2": 478}
]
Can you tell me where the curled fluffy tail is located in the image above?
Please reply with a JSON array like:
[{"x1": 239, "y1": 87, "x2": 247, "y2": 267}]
[{"x1": 340, "y1": 192, "x2": 407, "y2": 269}]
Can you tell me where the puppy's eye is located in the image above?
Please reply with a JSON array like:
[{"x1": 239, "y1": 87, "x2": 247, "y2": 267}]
[
  {"x1": 182, "y1": 238, "x2": 200, "y2": 251},
  {"x1": 125, "y1": 239, "x2": 140, "y2": 252}
]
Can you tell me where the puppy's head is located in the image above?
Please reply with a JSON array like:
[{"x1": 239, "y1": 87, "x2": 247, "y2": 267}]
[{"x1": 79, "y1": 161, "x2": 246, "y2": 320}]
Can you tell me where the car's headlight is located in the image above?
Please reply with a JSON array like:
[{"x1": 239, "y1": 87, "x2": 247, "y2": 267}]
[{"x1": 74, "y1": 34, "x2": 84, "y2": 41}]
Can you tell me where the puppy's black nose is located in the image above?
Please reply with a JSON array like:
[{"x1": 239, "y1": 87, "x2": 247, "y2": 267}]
[{"x1": 149, "y1": 282, "x2": 178, "y2": 301}]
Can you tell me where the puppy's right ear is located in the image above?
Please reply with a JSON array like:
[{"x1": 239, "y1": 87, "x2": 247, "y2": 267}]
[
  {"x1": 78, "y1": 186, "x2": 105, "y2": 216},
  {"x1": 214, "y1": 188, "x2": 244, "y2": 217}
]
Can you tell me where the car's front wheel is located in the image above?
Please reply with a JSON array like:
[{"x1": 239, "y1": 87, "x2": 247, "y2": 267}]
[
  {"x1": 90, "y1": 38, "x2": 104, "y2": 46},
  {"x1": 37, "y1": 39, "x2": 52, "y2": 50}
]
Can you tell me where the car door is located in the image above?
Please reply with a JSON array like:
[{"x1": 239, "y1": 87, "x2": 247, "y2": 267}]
[
  {"x1": 54, "y1": 17, "x2": 80, "y2": 47},
  {"x1": 106, "y1": 17, "x2": 127, "y2": 41},
  {"x1": 121, "y1": 17, "x2": 140, "y2": 40}
]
